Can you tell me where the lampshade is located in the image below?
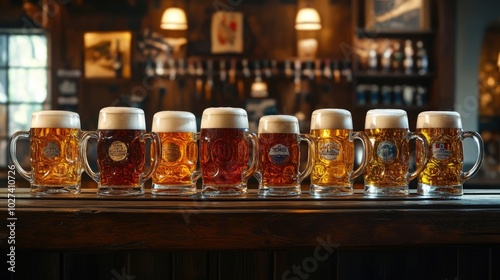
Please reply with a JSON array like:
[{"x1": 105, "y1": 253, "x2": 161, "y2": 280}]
[
  {"x1": 251, "y1": 79, "x2": 268, "y2": 98},
  {"x1": 161, "y1": 7, "x2": 188, "y2": 30},
  {"x1": 295, "y1": 7, "x2": 321, "y2": 30}
]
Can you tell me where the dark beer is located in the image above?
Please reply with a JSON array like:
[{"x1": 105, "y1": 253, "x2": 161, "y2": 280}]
[
  {"x1": 97, "y1": 129, "x2": 145, "y2": 187},
  {"x1": 258, "y1": 133, "x2": 300, "y2": 186},
  {"x1": 200, "y1": 128, "x2": 250, "y2": 187},
  {"x1": 199, "y1": 107, "x2": 257, "y2": 196}
]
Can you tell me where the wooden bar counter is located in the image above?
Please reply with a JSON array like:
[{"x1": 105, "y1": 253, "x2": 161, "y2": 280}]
[{"x1": 2, "y1": 187, "x2": 500, "y2": 279}]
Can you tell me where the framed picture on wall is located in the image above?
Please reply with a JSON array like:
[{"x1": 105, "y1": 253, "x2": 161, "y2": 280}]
[
  {"x1": 83, "y1": 31, "x2": 132, "y2": 79},
  {"x1": 365, "y1": 0, "x2": 430, "y2": 31},
  {"x1": 211, "y1": 11, "x2": 244, "y2": 54}
]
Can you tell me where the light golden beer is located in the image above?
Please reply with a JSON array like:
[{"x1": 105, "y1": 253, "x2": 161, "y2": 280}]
[
  {"x1": 81, "y1": 107, "x2": 161, "y2": 196},
  {"x1": 364, "y1": 109, "x2": 428, "y2": 196},
  {"x1": 151, "y1": 111, "x2": 198, "y2": 196},
  {"x1": 9, "y1": 110, "x2": 82, "y2": 195},
  {"x1": 256, "y1": 115, "x2": 313, "y2": 196},
  {"x1": 310, "y1": 109, "x2": 370, "y2": 196},
  {"x1": 416, "y1": 111, "x2": 484, "y2": 196}
]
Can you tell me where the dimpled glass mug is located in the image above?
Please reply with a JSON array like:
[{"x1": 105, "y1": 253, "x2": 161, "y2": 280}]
[
  {"x1": 416, "y1": 111, "x2": 484, "y2": 196},
  {"x1": 151, "y1": 111, "x2": 199, "y2": 196},
  {"x1": 255, "y1": 115, "x2": 314, "y2": 196},
  {"x1": 364, "y1": 109, "x2": 429, "y2": 196},
  {"x1": 197, "y1": 107, "x2": 258, "y2": 196},
  {"x1": 309, "y1": 109, "x2": 371, "y2": 196},
  {"x1": 81, "y1": 107, "x2": 161, "y2": 196},
  {"x1": 9, "y1": 110, "x2": 82, "y2": 195}
]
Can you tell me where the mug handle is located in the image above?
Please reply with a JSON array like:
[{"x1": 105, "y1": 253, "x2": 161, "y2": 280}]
[
  {"x1": 460, "y1": 131, "x2": 484, "y2": 182},
  {"x1": 9, "y1": 131, "x2": 32, "y2": 182},
  {"x1": 350, "y1": 131, "x2": 371, "y2": 180},
  {"x1": 80, "y1": 130, "x2": 100, "y2": 183},
  {"x1": 407, "y1": 132, "x2": 429, "y2": 182},
  {"x1": 140, "y1": 132, "x2": 161, "y2": 186},
  {"x1": 190, "y1": 132, "x2": 202, "y2": 183},
  {"x1": 298, "y1": 133, "x2": 314, "y2": 183},
  {"x1": 241, "y1": 131, "x2": 259, "y2": 183}
]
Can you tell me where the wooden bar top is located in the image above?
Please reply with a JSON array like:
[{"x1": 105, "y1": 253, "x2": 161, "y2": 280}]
[{"x1": 2, "y1": 188, "x2": 500, "y2": 251}]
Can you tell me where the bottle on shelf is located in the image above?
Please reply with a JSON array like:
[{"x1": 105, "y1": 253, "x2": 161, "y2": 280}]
[
  {"x1": 381, "y1": 40, "x2": 392, "y2": 72},
  {"x1": 368, "y1": 41, "x2": 378, "y2": 72},
  {"x1": 113, "y1": 39, "x2": 123, "y2": 78},
  {"x1": 416, "y1": 41, "x2": 429, "y2": 75},
  {"x1": 403, "y1": 40, "x2": 414, "y2": 75},
  {"x1": 392, "y1": 42, "x2": 404, "y2": 73}
]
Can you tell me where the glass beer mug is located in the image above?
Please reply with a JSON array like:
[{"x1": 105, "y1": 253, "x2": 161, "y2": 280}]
[
  {"x1": 197, "y1": 107, "x2": 258, "y2": 196},
  {"x1": 364, "y1": 109, "x2": 429, "y2": 196},
  {"x1": 416, "y1": 111, "x2": 484, "y2": 196},
  {"x1": 9, "y1": 110, "x2": 82, "y2": 195},
  {"x1": 81, "y1": 107, "x2": 161, "y2": 196},
  {"x1": 151, "y1": 111, "x2": 199, "y2": 196},
  {"x1": 255, "y1": 115, "x2": 314, "y2": 196},
  {"x1": 310, "y1": 109, "x2": 371, "y2": 196}
]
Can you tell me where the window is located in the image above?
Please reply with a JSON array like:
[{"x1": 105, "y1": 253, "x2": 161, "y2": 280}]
[{"x1": 0, "y1": 29, "x2": 49, "y2": 167}]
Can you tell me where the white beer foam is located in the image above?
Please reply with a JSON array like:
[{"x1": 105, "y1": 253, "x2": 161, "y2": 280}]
[
  {"x1": 365, "y1": 109, "x2": 409, "y2": 129},
  {"x1": 417, "y1": 111, "x2": 462, "y2": 129},
  {"x1": 201, "y1": 107, "x2": 249, "y2": 129},
  {"x1": 258, "y1": 115, "x2": 299, "y2": 134},
  {"x1": 31, "y1": 110, "x2": 80, "y2": 128},
  {"x1": 311, "y1": 109, "x2": 353, "y2": 130},
  {"x1": 98, "y1": 107, "x2": 146, "y2": 130},
  {"x1": 152, "y1": 111, "x2": 197, "y2": 132}
]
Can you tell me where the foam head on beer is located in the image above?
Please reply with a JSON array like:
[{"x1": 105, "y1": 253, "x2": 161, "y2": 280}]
[
  {"x1": 31, "y1": 110, "x2": 80, "y2": 129},
  {"x1": 311, "y1": 109, "x2": 353, "y2": 130},
  {"x1": 152, "y1": 111, "x2": 197, "y2": 132},
  {"x1": 365, "y1": 109, "x2": 409, "y2": 129},
  {"x1": 201, "y1": 107, "x2": 249, "y2": 129},
  {"x1": 417, "y1": 111, "x2": 462, "y2": 129},
  {"x1": 258, "y1": 115, "x2": 299, "y2": 134},
  {"x1": 98, "y1": 107, "x2": 146, "y2": 130}
]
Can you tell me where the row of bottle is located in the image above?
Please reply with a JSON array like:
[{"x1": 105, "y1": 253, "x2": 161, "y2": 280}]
[
  {"x1": 363, "y1": 39, "x2": 429, "y2": 75},
  {"x1": 356, "y1": 84, "x2": 428, "y2": 106}
]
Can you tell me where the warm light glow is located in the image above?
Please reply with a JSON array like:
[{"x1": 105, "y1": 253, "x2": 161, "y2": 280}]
[
  {"x1": 295, "y1": 7, "x2": 322, "y2": 30},
  {"x1": 251, "y1": 80, "x2": 268, "y2": 98},
  {"x1": 161, "y1": 7, "x2": 188, "y2": 30}
]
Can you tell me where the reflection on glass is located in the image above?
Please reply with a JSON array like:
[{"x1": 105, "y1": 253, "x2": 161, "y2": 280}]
[
  {"x1": 0, "y1": 69, "x2": 6, "y2": 102},
  {"x1": 0, "y1": 105, "x2": 6, "y2": 137},
  {"x1": 0, "y1": 35, "x2": 6, "y2": 66},
  {"x1": 8, "y1": 68, "x2": 47, "y2": 102},
  {"x1": 8, "y1": 104, "x2": 42, "y2": 135},
  {"x1": 0, "y1": 140, "x2": 6, "y2": 167},
  {"x1": 9, "y1": 35, "x2": 47, "y2": 67}
]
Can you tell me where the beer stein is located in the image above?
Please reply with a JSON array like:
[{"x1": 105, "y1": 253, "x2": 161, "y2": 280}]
[
  {"x1": 197, "y1": 107, "x2": 258, "y2": 196},
  {"x1": 81, "y1": 107, "x2": 161, "y2": 196},
  {"x1": 9, "y1": 110, "x2": 82, "y2": 195},
  {"x1": 255, "y1": 115, "x2": 313, "y2": 196},
  {"x1": 416, "y1": 111, "x2": 484, "y2": 196},
  {"x1": 151, "y1": 111, "x2": 199, "y2": 196},
  {"x1": 364, "y1": 109, "x2": 429, "y2": 196},
  {"x1": 310, "y1": 109, "x2": 371, "y2": 196}
]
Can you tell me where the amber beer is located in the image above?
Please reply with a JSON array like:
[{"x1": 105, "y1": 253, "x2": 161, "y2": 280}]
[
  {"x1": 256, "y1": 115, "x2": 313, "y2": 196},
  {"x1": 9, "y1": 111, "x2": 82, "y2": 195},
  {"x1": 416, "y1": 111, "x2": 484, "y2": 196},
  {"x1": 151, "y1": 111, "x2": 198, "y2": 196},
  {"x1": 310, "y1": 109, "x2": 370, "y2": 196},
  {"x1": 81, "y1": 107, "x2": 161, "y2": 196},
  {"x1": 199, "y1": 107, "x2": 258, "y2": 196},
  {"x1": 364, "y1": 109, "x2": 429, "y2": 196}
]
